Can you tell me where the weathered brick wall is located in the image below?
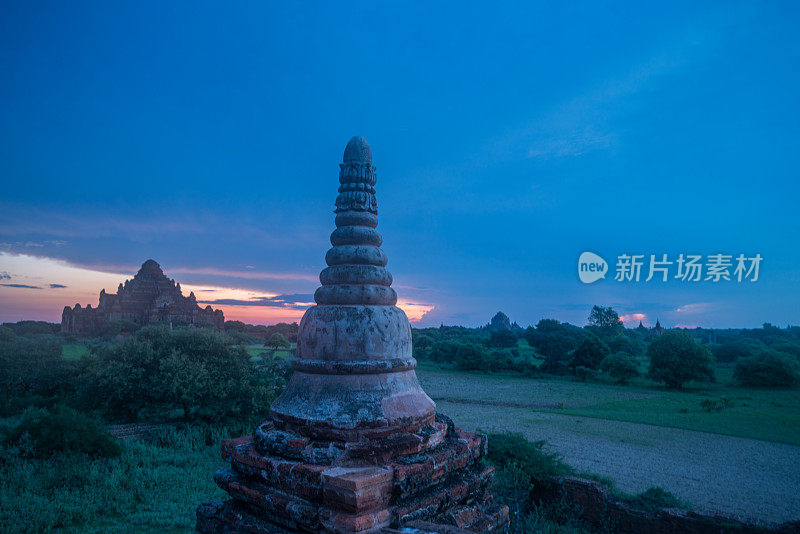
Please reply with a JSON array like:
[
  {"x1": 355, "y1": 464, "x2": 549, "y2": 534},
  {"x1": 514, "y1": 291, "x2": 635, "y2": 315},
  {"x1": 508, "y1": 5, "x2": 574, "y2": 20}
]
[{"x1": 533, "y1": 476, "x2": 800, "y2": 534}]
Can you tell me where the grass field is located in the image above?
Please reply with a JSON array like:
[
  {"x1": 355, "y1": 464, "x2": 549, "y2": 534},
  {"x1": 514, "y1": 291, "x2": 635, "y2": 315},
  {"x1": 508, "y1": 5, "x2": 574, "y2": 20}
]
[
  {"x1": 0, "y1": 426, "x2": 230, "y2": 534},
  {"x1": 417, "y1": 368, "x2": 800, "y2": 445},
  {"x1": 244, "y1": 344, "x2": 293, "y2": 360}
]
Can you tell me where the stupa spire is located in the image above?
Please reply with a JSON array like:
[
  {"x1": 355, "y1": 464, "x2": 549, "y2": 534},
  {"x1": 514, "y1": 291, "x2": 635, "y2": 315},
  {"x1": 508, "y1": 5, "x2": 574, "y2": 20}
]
[{"x1": 270, "y1": 136, "x2": 434, "y2": 442}]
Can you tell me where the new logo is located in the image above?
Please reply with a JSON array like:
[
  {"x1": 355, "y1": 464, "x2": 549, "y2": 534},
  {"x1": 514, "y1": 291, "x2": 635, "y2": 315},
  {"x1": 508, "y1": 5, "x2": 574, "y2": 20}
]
[{"x1": 578, "y1": 252, "x2": 607, "y2": 284}]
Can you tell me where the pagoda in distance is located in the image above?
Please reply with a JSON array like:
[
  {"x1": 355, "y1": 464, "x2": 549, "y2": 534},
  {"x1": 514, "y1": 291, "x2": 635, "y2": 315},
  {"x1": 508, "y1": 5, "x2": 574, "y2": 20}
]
[
  {"x1": 196, "y1": 137, "x2": 508, "y2": 533},
  {"x1": 61, "y1": 259, "x2": 224, "y2": 335}
]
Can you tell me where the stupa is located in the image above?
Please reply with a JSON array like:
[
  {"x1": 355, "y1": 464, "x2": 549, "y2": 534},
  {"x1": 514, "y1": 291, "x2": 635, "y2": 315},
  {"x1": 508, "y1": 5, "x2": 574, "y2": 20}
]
[{"x1": 196, "y1": 137, "x2": 508, "y2": 533}]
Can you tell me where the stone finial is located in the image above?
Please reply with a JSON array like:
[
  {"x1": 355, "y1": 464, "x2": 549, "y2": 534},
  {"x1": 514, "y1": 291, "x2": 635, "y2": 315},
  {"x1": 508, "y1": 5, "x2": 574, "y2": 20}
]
[
  {"x1": 335, "y1": 136, "x2": 377, "y2": 215},
  {"x1": 316, "y1": 136, "x2": 395, "y2": 307},
  {"x1": 342, "y1": 135, "x2": 372, "y2": 164}
]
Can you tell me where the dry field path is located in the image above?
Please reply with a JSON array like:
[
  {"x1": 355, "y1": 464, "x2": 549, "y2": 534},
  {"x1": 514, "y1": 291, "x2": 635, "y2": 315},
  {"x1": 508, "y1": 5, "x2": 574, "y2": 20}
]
[{"x1": 418, "y1": 371, "x2": 800, "y2": 524}]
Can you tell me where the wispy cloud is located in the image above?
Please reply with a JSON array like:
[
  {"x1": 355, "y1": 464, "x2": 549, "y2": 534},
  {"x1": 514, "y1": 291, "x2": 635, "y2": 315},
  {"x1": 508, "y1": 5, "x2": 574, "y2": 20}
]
[
  {"x1": 199, "y1": 293, "x2": 315, "y2": 310},
  {"x1": 0, "y1": 272, "x2": 10, "y2": 281},
  {"x1": 49, "y1": 283, "x2": 67, "y2": 289},
  {"x1": 675, "y1": 302, "x2": 712, "y2": 314},
  {"x1": 1, "y1": 283, "x2": 41, "y2": 289},
  {"x1": 488, "y1": 22, "x2": 723, "y2": 163},
  {"x1": 172, "y1": 266, "x2": 317, "y2": 283}
]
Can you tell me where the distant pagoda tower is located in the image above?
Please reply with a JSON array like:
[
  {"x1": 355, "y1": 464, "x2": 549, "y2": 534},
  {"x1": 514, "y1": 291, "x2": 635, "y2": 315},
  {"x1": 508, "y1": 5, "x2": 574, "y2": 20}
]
[
  {"x1": 651, "y1": 319, "x2": 665, "y2": 335},
  {"x1": 197, "y1": 137, "x2": 507, "y2": 533}
]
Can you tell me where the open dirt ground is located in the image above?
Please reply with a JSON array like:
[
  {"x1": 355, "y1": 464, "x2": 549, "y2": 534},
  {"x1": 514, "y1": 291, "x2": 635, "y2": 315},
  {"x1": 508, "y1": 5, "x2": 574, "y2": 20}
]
[{"x1": 419, "y1": 371, "x2": 800, "y2": 524}]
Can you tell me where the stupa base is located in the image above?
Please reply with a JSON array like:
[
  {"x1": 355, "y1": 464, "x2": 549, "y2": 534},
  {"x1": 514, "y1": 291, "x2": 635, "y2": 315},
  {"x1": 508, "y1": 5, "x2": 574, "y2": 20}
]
[{"x1": 196, "y1": 415, "x2": 508, "y2": 533}]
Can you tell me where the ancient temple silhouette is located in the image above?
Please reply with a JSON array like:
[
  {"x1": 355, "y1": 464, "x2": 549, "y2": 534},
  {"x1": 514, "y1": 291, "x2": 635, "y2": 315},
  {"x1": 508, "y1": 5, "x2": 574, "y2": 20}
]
[
  {"x1": 196, "y1": 137, "x2": 507, "y2": 533},
  {"x1": 61, "y1": 259, "x2": 224, "y2": 335}
]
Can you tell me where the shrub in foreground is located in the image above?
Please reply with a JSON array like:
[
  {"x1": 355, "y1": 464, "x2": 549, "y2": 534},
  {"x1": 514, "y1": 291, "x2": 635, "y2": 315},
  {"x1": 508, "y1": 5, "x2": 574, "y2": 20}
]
[
  {"x1": 734, "y1": 350, "x2": 800, "y2": 388},
  {"x1": 486, "y1": 432, "x2": 571, "y2": 480},
  {"x1": 4, "y1": 405, "x2": 121, "y2": 458},
  {"x1": 626, "y1": 487, "x2": 688, "y2": 512}
]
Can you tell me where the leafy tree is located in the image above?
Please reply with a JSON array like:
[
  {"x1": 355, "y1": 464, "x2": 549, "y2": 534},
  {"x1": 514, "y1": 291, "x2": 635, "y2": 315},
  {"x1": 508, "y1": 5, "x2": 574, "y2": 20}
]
[
  {"x1": 647, "y1": 331, "x2": 714, "y2": 389},
  {"x1": 601, "y1": 352, "x2": 640, "y2": 384},
  {"x1": 99, "y1": 319, "x2": 141, "y2": 338},
  {"x1": 224, "y1": 320, "x2": 248, "y2": 333},
  {"x1": 587, "y1": 305, "x2": 623, "y2": 335},
  {"x1": 0, "y1": 325, "x2": 15, "y2": 342},
  {"x1": 570, "y1": 335, "x2": 609, "y2": 372},
  {"x1": 606, "y1": 334, "x2": 642, "y2": 356},
  {"x1": 265, "y1": 333, "x2": 291, "y2": 353},
  {"x1": 0, "y1": 335, "x2": 70, "y2": 403},
  {"x1": 734, "y1": 350, "x2": 800, "y2": 388},
  {"x1": 429, "y1": 340, "x2": 459, "y2": 363},
  {"x1": 771, "y1": 342, "x2": 800, "y2": 360},
  {"x1": 488, "y1": 329, "x2": 517, "y2": 349},
  {"x1": 263, "y1": 322, "x2": 300, "y2": 343},
  {"x1": 712, "y1": 339, "x2": 763, "y2": 362},
  {"x1": 412, "y1": 332, "x2": 435, "y2": 351},
  {"x1": 455, "y1": 343, "x2": 487, "y2": 371},
  {"x1": 80, "y1": 325, "x2": 284, "y2": 423},
  {"x1": 524, "y1": 319, "x2": 585, "y2": 373},
  {"x1": 2, "y1": 321, "x2": 59, "y2": 336}
]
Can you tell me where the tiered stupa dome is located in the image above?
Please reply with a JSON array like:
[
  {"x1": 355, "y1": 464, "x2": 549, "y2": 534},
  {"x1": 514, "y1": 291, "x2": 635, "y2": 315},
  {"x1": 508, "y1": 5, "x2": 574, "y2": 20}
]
[{"x1": 270, "y1": 136, "x2": 435, "y2": 441}]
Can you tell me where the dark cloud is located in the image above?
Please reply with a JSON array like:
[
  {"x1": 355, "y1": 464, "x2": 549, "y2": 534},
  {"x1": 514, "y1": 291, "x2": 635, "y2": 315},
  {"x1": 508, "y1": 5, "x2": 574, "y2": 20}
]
[
  {"x1": 49, "y1": 283, "x2": 67, "y2": 289},
  {"x1": 1, "y1": 283, "x2": 41, "y2": 289},
  {"x1": 0, "y1": 272, "x2": 10, "y2": 280},
  {"x1": 199, "y1": 293, "x2": 314, "y2": 310}
]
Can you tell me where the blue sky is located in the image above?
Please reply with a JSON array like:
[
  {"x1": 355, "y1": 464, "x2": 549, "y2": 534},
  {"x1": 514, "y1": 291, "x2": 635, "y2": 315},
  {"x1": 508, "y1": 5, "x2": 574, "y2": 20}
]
[{"x1": 1, "y1": 1, "x2": 798, "y2": 328}]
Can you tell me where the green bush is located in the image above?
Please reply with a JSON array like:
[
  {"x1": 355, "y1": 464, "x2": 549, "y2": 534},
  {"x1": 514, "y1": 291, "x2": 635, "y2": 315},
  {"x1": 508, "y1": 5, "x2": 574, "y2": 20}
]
[
  {"x1": 625, "y1": 487, "x2": 687, "y2": 512},
  {"x1": 647, "y1": 331, "x2": 714, "y2": 389},
  {"x1": 600, "y1": 352, "x2": 639, "y2": 384},
  {"x1": 700, "y1": 397, "x2": 734, "y2": 412},
  {"x1": 4, "y1": 406, "x2": 121, "y2": 458},
  {"x1": 734, "y1": 350, "x2": 800, "y2": 388},
  {"x1": 486, "y1": 432, "x2": 570, "y2": 480}
]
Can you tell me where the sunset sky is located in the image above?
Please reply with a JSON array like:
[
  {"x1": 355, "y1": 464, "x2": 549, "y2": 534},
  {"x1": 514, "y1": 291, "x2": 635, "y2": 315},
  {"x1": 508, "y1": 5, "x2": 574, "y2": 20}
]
[{"x1": 1, "y1": 2, "x2": 799, "y2": 328}]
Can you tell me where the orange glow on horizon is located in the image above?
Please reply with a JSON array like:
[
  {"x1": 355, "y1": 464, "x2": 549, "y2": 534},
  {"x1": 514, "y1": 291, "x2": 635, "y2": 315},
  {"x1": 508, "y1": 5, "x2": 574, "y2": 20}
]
[
  {"x1": 619, "y1": 312, "x2": 647, "y2": 326},
  {"x1": 0, "y1": 252, "x2": 436, "y2": 326}
]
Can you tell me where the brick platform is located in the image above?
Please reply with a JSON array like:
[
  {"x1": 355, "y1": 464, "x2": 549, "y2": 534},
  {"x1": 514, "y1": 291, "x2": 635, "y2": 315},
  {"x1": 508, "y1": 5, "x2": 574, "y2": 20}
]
[{"x1": 197, "y1": 415, "x2": 508, "y2": 533}]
